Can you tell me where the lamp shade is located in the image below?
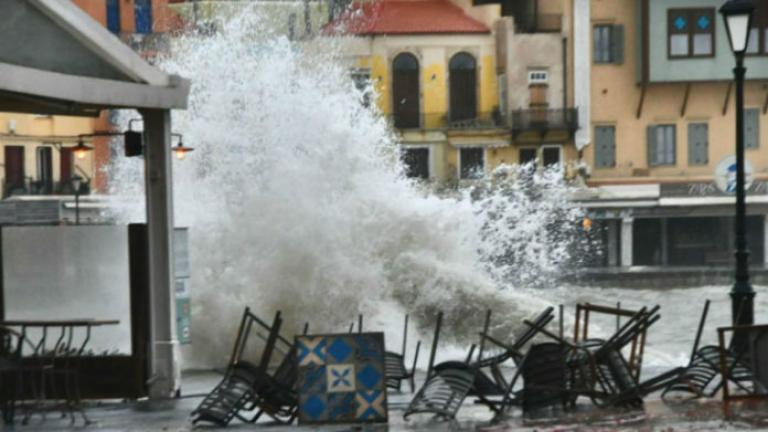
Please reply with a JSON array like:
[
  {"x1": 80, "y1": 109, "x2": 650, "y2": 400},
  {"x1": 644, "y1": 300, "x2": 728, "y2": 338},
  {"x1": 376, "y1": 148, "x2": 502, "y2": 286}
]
[
  {"x1": 720, "y1": 0, "x2": 755, "y2": 54},
  {"x1": 71, "y1": 140, "x2": 93, "y2": 160},
  {"x1": 172, "y1": 141, "x2": 195, "y2": 160},
  {"x1": 71, "y1": 175, "x2": 83, "y2": 193}
]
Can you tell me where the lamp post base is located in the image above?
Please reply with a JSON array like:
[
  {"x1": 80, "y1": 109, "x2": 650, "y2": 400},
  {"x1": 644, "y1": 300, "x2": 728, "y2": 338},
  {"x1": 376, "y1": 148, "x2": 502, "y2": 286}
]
[{"x1": 730, "y1": 285, "x2": 755, "y2": 353}]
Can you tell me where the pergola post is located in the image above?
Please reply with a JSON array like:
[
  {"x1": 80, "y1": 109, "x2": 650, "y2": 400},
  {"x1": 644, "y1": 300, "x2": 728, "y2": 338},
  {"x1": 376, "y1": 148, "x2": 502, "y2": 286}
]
[{"x1": 140, "y1": 108, "x2": 180, "y2": 398}]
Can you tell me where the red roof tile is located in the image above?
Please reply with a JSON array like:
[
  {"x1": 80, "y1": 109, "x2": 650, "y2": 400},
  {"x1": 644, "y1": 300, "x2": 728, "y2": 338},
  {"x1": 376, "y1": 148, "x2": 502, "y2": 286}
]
[{"x1": 323, "y1": 0, "x2": 490, "y2": 36}]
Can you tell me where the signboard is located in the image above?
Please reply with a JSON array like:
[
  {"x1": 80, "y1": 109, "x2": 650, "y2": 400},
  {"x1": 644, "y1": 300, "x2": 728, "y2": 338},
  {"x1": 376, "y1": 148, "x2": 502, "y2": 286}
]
[
  {"x1": 296, "y1": 332, "x2": 388, "y2": 425},
  {"x1": 714, "y1": 156, "x2": 754, "y2": 193},
  {"x1": 174, "y1": 228, "x2": 191, "y2": 344}
]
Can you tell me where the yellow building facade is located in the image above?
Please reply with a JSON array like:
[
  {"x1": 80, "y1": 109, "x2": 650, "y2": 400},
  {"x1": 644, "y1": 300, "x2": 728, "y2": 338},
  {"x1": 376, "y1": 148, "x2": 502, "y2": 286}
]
[
  {"x1": 328, "y1": 0, "x2": 578, "y2": 184},
  {"x1": 573, "y1": 0, "x2": 768, "y2": 272}
]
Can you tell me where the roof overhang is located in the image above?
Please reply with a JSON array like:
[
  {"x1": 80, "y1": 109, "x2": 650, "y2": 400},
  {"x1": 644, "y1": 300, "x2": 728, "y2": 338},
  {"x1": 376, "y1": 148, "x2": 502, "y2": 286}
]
[{"x1": 0, "y1": 0, "x2": 189, "y2": 115}]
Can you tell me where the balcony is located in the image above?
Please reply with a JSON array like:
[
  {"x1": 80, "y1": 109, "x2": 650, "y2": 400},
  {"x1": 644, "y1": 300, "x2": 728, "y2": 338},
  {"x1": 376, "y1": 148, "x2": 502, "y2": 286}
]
[
  {"x1": 514, "y1": 14, "x2": 563, "y2": 34},
  {"x1": 390, "y1": 111, "x2": 508, "y2": 130},
  {"x1": 3, "y1": 178, "x2": 91, "y2": 199},
  {"x1": 510, "y1": 108, "x2": 578, "y2": 140}
]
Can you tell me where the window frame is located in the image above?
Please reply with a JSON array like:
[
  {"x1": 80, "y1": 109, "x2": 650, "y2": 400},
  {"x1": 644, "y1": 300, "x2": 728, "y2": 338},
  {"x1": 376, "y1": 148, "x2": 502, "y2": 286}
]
[
  {"x1": 401, "y1": 146, "x2": 431, "y2": 180},
  {"x1": 593, "y1": 24, "x2": 614, "y2": 64},
  {"x1": 687, "y1": 122, "x2": 709, "y2": 166},
  {"x1": 648, "y1": 124, "x2": 677, "y2": 167},
  {"x1": 541, "y1": 144, "x2": 563, "y2": 168},
  {"x1": 667, "y1": 8, "x2": 716, "y2": 59},
  {"x1": 458, "y1": 147, "x2": 485, "y2": 180},
  {"x1": 519, "y1": 147, "x2": 537, "y2": 166},
  {"x1": 746, "y1": 2, "x2": 768, "y2": 56}
]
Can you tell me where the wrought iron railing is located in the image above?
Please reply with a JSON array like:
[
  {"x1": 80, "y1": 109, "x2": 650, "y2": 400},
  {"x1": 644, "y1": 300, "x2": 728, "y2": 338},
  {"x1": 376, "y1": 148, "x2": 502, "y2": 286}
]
[
  {"x1": 389, "y1": 111, "x2": 507, "y2": 130},
  {"x1": 510, "y1": 107, "x2": 578, "y2": 137},
  {"x1": 2, "y1": 178, "x2": 91, "y2": 199}
]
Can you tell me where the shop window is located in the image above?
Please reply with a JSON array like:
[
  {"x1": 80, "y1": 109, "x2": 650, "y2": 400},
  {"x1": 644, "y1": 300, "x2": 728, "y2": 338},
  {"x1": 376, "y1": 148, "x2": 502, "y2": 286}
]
[
  {"x1": 401, "y1": 148, "x2": 429, "y2": 179},
  {"x1": 595, "y1": 126, "x2": 616, "y2": 168},
  {"x1": 668, "y1": 9, "x2": 715, "y2": 58},
  {"x1": 459, "y1": 148, "x2": 484, "y2": 179},
  {"x1": 647, "y1": 125, "x2": 676, "y2": 166}
]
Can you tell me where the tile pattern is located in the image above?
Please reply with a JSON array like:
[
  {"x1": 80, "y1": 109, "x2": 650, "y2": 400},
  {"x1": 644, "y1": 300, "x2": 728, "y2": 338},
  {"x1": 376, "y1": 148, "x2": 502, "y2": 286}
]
[{"x1": 296, "y1": 332, "x2": 387, "y2": 424}]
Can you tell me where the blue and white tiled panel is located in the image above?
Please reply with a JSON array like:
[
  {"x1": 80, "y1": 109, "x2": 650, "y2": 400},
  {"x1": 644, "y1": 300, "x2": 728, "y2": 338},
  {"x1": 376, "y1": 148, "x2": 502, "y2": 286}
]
[{"x1": 296, "y1": 332, "x2": 388, "y2": 424}]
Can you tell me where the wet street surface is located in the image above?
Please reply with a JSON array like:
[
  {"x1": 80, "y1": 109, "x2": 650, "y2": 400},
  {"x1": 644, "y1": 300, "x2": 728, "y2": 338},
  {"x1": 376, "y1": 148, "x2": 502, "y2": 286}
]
[{"x1": 6, "y1": 370, "x2": 768, "y2": 431}]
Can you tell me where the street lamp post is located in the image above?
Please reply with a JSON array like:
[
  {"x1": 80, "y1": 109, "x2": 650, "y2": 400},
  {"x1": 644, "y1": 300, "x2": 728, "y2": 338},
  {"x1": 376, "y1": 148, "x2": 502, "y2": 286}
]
[
  {"x1": 720, "y1": 0, "x2": 756, "y2": 335},
  {"x1": 72, "y1": 175, "x2": 82, "y2": 226}
]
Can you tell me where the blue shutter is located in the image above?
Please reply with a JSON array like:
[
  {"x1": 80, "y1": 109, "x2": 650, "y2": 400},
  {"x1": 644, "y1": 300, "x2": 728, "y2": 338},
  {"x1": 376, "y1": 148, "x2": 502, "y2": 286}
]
[
  {"x1": 135, "y1": 0, "x2": 153, "y2": 34},
  {"x1": 106, "y1": 0, "x2": 120, "y2": 34},
  {"x1": 647, "y1": 126, "x2": 657, "y2": 166},
  {"x1": 745, "y1": 108, "x2": 760, "y2": 149},
  {"x1": 595, "y1": 126, "x2": 616, "y2": 168}
]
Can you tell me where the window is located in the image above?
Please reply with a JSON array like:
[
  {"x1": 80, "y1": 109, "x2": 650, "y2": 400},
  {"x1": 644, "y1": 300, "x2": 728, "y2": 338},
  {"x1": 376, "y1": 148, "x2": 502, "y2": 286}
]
[
  {"x1": 392, "y1": 53, "x2": 420, "y2": 129},
  {"x1": 106, "y1": 0, "x2": 120, "y2": 34},
  {"x1": 36, "y1": 147, "x2": 53, "y2": 194},
  {"x1": 595, "y1": 126, "x2": 616, "y2": 168},
  {"x1": 747, "y1": 2, "x2": 768, "y2": 55},
  {"x1": 60, "y1": 147, "x2": 73, "y2": 184},
  {"x1": 519, "y1": 148, "x2": 537, "y2": 165},
  {"x1": 449, "y1": 52, "x2": 477, "y2": 123},
  {"x1": 745, "y1": 108, "x2": 760, "y2": 150},
  {"x1": 647, "y1": 125, "x2": 676, "y2": 166},
  {"x1": 4, "y1": 146, "x2": 25, "y2": 195},
  {"x1": 459, "y1": 148, "x2": 484, "y2": 179},
  {"x1": 687, "y1": 123, "x2": 708, "y2": 165},
  {"x1": 401, "y1": 148, "x2": 429, "y2": 179},
  {"x1": 542, "y1": 146, "x2": 561, "y2": 167},
  {"x1": 528, "y1": 69, "x2": 549, "y2": 84},
  {"x1": 593, "y1": 25, "x2": 624, "y2": 64},
  {"x1": 668, "y1": 9, "x2": 715, "y2": 58},
  {"x1": 350, "y1": 69, "x2": 372, "y2": 108},
  {"x1": 134, "y1": 0, "x2": 153, "y2": 34}
]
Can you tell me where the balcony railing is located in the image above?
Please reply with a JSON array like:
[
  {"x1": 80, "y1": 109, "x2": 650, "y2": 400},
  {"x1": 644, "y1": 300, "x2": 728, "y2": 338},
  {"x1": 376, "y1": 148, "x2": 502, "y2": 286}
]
[
  {"x1": 510, "y1": 108, "x2": 578, "y2": 138},
  {"x1": 515, "y1": 14, "x2": 563, "y2": 33},
  {"x1": 3, "y1": 179, "x2": 91, "y2": 199},
  {"x1": 390, "y1": 111, "x2": 507, "y2": 130}
]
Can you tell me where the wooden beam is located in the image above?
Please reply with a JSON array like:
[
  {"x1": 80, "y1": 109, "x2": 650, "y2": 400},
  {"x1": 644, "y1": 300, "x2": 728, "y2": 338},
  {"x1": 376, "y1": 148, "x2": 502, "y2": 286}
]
[
  {"x1": 723, "y1": 82, "x2": 733, "y2": 116},
  {"x1": 680, "y1": 83, "x2": 691, "y2": 117},
  {"x1": 636, "y1": 84, "x2": 647, "y2": 119},
  {"x1": 763, "y1": 88, "x2": 768, "y2": 114}
]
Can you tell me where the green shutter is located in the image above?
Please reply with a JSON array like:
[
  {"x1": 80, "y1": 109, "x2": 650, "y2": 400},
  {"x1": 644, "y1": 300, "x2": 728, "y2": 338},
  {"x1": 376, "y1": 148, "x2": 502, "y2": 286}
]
[
  {"x1": 611, "y1": 25, "x2": 625, "y2": 64},
  {"x1": 647, "y1": 125, "x2": 657, "y2": 166},
  {"x1": 745, "y1": 109, "x2": 760, "y2": 149},
  {"x1": 595, "y1": 126, "x2": 616, "y2": 168},
  {"x1": 688, "y1": 123, "x2": 708, "y2": 165}
]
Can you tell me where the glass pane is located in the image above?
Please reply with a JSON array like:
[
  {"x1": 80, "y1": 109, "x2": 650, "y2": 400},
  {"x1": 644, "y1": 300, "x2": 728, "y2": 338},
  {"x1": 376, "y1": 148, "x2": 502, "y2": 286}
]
[
  {"x1": 747, "y1": 28, "x2": 760, "y2": 53},
  {"x1": 665, "y1": 126, "x2": 675, "y2": 163},
  {"x1": 671, "y1": 14, "x2": 688, "y2": 32},
  {"x1": 670, "y1": 34, "x2": 689, "y2": 56},
  {"x1": 656, "y1": 127, "x2": 666, "y2": 164},
  {"x1": 602, "y1": 27, "x2": 611, "y2": 61},
  {"x1": 693, "y1": 34, "x2": 712, "y2": 55}
]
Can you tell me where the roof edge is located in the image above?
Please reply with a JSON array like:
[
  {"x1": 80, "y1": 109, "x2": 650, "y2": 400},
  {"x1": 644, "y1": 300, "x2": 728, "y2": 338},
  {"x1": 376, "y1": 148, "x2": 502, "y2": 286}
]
[{"x1": 30, "y1": 0, "x2": 172, "y2": 87}]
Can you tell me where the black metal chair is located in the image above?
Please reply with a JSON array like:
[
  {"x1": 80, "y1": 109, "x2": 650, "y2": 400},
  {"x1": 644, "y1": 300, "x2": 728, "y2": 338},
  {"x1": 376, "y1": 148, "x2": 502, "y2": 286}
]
[
  {"x1": 192, "y1": 309, "x2": 296, "y2": 426},
  {"x1": 503, "y1": 342, "x2": 572, "y2": 419},
  {"x1": 404, "y1": 312, "x2": 476, "y2": 421},
  {"x1": 0, "y1": 326, "x2": 25, "y2": 425},
  {"x1": 384, "y1": 314, "x2": 421, "y2": 393}
]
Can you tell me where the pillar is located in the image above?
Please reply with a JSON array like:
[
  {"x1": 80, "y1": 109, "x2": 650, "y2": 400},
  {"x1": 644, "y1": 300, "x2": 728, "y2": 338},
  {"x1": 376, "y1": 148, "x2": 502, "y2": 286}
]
[
  {"x1": 606, "y1": 219, "x2": 619, "y2": 266},
  {"x1": 140, "y1": 109, "x2": 180, "y2": 398},
  {"x1": 621, "y1": 217, "x2": 633, "y2": 267},
  {"x1": 764, "y1": 214, "x2": 768, "y2": 267}
]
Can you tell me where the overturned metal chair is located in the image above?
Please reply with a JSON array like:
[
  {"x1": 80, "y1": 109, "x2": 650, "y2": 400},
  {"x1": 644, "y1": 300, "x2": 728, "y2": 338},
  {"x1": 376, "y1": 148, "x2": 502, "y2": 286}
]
[
  {"x1": 0, "y1": 326, "x2": 25, "y2": 424},
  {"x1": 192, "y1": 308, "x2": 298, "y2": 426},
  {"x1": 404, "y1": 312, "x2": 476, "y2": 421},
  {"x1": 662, "y1": 300, "x2": 754, "y2": 402},
  {"x1": 717, "y1": 323, "x2": 768, "y2": 416},
  {"x1": 384, "y1": 315, "x2": 421, "y2": 393}
]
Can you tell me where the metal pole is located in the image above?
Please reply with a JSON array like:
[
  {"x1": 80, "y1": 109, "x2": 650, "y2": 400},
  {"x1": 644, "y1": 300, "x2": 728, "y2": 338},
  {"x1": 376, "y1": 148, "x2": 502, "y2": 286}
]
[
  {"x1": 75, "y1": 189, "x2": 80, "y2": 225},
  {"x1": 730, "y1": 54, "x2": 755, "y2": 339}
]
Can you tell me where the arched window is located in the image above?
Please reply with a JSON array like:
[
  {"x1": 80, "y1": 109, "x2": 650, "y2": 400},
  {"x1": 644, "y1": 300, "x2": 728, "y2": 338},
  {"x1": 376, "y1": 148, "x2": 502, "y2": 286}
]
[
  {"x1": 392, "y1": 53, "x2": 420, "y2": 128},
  {"x1": 449, "y1": 52, "x2": 477, "y2": 123}
]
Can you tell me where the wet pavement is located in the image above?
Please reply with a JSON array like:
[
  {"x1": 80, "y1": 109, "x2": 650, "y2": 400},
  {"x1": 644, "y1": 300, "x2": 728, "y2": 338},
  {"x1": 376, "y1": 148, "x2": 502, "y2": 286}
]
[{"x1": 5, "y1": 370, "x2": 768, "y2": 431}]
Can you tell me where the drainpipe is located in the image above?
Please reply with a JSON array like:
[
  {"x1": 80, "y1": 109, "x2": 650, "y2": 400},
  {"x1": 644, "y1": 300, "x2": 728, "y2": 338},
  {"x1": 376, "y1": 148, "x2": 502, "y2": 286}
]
[{"x1": 562, "y1": 36, "x2": 568, "y2": 110}]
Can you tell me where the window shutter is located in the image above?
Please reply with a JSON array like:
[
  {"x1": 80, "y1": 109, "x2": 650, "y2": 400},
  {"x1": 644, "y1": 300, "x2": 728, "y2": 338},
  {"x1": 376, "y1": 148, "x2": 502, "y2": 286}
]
[
  {"x1": 595, "y1": 126, "x2": 616, "y2": 168},
  {"x1": 608, "y1": 126, "x2": 616, "y2": 167},
  {"x1": 688, "y1": 123, "x2": 708, "y2": 165},
  {"x1": 611, "y1": 25, "x2": 625, "y2": 64},
  {"x1": 745, "y1": 109, "x2": 760, "y2": 149},
  {"x1": 647, "y1": 126, "x2": 657, "y2": 166}
]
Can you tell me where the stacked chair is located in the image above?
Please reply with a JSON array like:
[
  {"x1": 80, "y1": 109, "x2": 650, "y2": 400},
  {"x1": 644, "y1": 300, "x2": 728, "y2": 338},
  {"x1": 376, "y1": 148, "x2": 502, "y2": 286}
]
[
  {"x1": 384, "y1": 315, "x2": 421, "y2": 393},
  {"x1": 192, "y1": 308, "x2": 301, "y2": 426}
]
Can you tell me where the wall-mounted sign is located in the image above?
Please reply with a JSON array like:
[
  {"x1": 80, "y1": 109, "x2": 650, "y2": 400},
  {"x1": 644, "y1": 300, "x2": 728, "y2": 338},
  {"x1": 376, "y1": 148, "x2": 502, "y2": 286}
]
[{"x1": 714, "y1": 155, "x2": 754, "y2": 194}]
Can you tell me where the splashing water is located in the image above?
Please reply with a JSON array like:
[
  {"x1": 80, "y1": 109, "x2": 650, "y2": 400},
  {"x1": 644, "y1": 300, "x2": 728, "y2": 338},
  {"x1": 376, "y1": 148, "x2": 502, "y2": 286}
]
[{"x1": 107, "y1": 11, "x2": 591, "y2": 368}]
